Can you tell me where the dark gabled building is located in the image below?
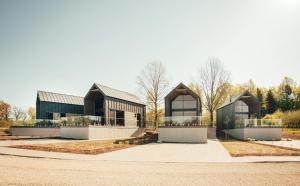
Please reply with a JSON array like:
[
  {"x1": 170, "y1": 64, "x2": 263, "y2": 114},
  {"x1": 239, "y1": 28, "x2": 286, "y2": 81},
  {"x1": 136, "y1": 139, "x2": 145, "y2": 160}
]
[
  {"x1": 216, "y1": 90, "x2": 261, "y2": 130},
  {"x1": 36, "y1": 91, "x2": 84, "y2": 120},
  {"x1": 84, "y1": 83, "x2": 146, "y2": 127},
  {"x1": 165, "y1": 83, "x2": 202, "y2": 118}
]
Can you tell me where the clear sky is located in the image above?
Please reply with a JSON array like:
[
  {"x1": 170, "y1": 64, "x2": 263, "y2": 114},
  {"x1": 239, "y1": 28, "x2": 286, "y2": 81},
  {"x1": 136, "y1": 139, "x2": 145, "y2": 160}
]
[{"x1": 0, "y1": 0, "x2": 300, "y2": 109}]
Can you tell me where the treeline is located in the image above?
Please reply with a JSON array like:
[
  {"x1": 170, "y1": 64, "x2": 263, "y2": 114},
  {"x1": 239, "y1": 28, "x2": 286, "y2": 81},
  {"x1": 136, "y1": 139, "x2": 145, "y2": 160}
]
[{"x1": 0, "y1": 101, "x2": 35, "y2": 127}]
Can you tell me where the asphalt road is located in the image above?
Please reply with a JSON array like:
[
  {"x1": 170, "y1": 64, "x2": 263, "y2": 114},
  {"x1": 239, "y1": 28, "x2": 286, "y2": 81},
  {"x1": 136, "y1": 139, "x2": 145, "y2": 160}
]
[{"x1": 0, "y1": 155, "x2": 299, "y2": 186}]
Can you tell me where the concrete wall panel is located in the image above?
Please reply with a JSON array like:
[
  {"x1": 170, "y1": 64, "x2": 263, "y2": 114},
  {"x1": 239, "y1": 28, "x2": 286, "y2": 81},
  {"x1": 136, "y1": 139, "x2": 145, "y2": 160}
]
[
  {"x1": 60, "y1": 127, "x2": 89, "y2": 139},
  {"x1": 158, "y1": 127, "x2": 207, "y2": 143},
  {"x1": 225, "y1": 128, "x2": 281, "y2": 140},
  {"x1": 11, "y1": 127, "x2": 60, "y2": 137}
]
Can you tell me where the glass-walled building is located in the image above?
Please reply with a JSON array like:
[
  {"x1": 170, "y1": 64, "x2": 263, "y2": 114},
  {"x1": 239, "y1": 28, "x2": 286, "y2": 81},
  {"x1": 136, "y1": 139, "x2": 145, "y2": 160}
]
[
  {"x1": 216, "y1": 91, "x2": 261, "y2": 130},
  {"x1": 164, "y1": 83, "x2": 201, "y2": 125}
]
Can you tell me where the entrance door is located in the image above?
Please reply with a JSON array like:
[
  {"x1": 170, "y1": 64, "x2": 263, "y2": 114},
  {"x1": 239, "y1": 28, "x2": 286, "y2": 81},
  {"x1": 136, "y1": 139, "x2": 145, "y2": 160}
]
[{"x1": 136, "y1": 113, "x2": 141, "y2": 127}]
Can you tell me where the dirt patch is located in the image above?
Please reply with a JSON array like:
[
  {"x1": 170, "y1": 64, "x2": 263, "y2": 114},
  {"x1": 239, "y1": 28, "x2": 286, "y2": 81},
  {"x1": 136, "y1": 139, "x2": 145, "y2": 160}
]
[
  {"x1": 220, "y1": 140, "x2": 300, "y2": 157},
  {"x1": 9, "y1": 140, "x2": 136, "y2": 155}
]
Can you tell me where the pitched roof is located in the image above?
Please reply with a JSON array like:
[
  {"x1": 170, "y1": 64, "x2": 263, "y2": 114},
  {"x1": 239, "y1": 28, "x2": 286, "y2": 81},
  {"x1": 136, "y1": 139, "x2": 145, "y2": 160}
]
[
  {"x1": 217, "y1": 90, "x2": 256, "y2": 110},
  {"x1": 37, "y1": 91, "x2": 84, "y2": 105},
  {"x1": 165, "y1": 82, "x2": 200, "y2": 101},
  {"x1": 94, "y1": 83, "x2": 145, "y2": 105}
]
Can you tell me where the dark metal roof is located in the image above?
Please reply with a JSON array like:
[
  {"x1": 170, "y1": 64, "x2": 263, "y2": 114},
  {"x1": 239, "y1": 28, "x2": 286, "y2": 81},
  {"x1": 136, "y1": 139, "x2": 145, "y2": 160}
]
[
  {"x1": 217, "y1": 90, "x2": 258, "y2": 110},
  {"x1": 165, "y1": 82, "x2": 200, "y2": 101},
  {"x1": 37, "y1": 91, "x2": 84, "y2": 105},
  {"x1": 94, "y1": 83, "x2": 145, "y2": 105}
]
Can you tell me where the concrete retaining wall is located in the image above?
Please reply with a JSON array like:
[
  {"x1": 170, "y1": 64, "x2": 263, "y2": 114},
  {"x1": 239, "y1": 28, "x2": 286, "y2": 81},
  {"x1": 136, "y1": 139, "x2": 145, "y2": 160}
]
[
  {"x1": 158, "y1": 127, "x2": 207, "y2": 143},
  {"x1": 11, "y1": 127, "x2": 60, "y2": 137},
  {"x1": 60, "y1": 126, "x2": 145, "y2": 140},
  {"x1": 89, "y1": 126, "x2": 144, "y2": 140},
  {"x1": 60, "y1": 127, "x2": 89, "y2": 139},
  {"x1": 225, "y1": 128, "x2": 282, "y2": 140},
  {"x1": 207, "y1": 127, "x2": 217, "y2": 139}
]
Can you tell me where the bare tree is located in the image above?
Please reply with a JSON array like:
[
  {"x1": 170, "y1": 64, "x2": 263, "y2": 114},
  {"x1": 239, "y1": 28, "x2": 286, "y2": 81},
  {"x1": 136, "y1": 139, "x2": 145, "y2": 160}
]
[
  {"x1": 137, "y1": 62, "x2": 169, "y2": 128},
  {"x1": 198, "y1": 58, "x2": 230, "y2": 127},
  {"x1": 12, "y1": 106, "x2": 26, "y2": 121},
  {"x1": 188, "y1": 82, "x2": 203, "y2": 114}
]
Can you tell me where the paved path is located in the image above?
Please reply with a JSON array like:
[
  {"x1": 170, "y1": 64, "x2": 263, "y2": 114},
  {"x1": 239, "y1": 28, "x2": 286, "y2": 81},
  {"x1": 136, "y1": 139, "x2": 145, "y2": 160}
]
[
  {"x1": 1, "y1": 139, "x2": 300, "y2": 162},
  {"x1": 0, "y1": 155, "x2": 299, "y2": 186},
  {"x1": 257, "y1": 140, "x2": 300, "y2": 150}
]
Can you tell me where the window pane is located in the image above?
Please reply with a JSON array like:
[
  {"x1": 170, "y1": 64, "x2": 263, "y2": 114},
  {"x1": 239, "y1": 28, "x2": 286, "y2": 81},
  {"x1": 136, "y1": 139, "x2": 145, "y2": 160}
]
[
  {"x1": 183, "y1": 100, "x2": 196, "y2": 109},
  {"x1": 172, "y1": 100, "x2": 183, "y2": 109},
  {"x1": 174, "y1": 95, "x2": 184, "y2": 101},
  {"x1": 183, "y1": 95, "x2": 195, "y2": 101}
]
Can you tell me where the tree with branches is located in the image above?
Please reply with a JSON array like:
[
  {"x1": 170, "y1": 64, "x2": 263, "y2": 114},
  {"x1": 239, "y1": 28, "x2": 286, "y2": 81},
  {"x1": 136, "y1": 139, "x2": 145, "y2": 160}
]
[
  {"x1": 188, "y1": 82, "x2": 203, "y2": 114},
  {"x1": 137, "y1": 62, "x2": 169, "y2": 128},
  {"x1": 12, "y1": 106, "x2": 26, "y2": 121},
  {"x1": 0, "y1": 100, "x2": 11, "y2": 121},
  {"x1": 198, "y1": 58, "x2": 230, "y2": 127}
]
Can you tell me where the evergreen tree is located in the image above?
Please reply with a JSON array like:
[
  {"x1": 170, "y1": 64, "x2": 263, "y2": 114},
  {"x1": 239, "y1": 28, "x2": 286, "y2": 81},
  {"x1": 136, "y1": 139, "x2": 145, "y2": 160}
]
[
  {"x1": 295, "y1": 86, "x2": 300, "y2": 110},
  {"x1": 256, "y1": 88, "x2": 266, "y2": 116},
  {"x1": 266, "y1": 90, "x2": 277, "y2": 114}
]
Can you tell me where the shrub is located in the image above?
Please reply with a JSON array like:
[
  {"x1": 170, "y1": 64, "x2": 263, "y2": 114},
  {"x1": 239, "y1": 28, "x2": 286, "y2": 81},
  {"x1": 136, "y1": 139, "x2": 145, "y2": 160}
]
[
  {"x1": 0, "y1": 120, "x2": 12, "y2": 128},
  {"x1": 264, "y1": 110, "x2": 300, "y2": 128}
]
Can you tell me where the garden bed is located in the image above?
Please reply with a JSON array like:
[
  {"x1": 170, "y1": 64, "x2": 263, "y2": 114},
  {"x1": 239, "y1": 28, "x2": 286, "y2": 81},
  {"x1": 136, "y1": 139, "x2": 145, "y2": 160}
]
[
  {"x1": 9, "y1": 139, "x2": 136, "y2": 155},
  {"x1": 220, "y1": 140, "x2": 300, "y2": 157}
]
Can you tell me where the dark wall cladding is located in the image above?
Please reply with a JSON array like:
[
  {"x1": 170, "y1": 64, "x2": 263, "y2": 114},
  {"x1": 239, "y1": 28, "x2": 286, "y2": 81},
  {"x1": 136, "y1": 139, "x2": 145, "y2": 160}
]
[
  {"x1": 36, "y1": 100, "x2": 84, "y2": 119},
  {"x1": 216, "y1": 91, "x2": 261, "y2": 130}
]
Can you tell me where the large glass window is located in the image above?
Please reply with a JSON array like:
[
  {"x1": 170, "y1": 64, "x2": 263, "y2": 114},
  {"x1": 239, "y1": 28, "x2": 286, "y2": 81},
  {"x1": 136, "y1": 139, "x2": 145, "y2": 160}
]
[
  {"x1": 235, "y1": 100, "x2": 249, "y2": 113},
  {"x1": 235, "y1": 113, "x2": 248, "y2": 127},
  {"x1": 171, "y1": 95, "x2": 197, "y2": 110}
]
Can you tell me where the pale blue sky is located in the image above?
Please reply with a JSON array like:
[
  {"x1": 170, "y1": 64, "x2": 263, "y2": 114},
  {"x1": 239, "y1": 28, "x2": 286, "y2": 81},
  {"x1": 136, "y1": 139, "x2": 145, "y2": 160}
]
[{"x1": 0, "y1": 0, "x2": 300, "y2": 108}]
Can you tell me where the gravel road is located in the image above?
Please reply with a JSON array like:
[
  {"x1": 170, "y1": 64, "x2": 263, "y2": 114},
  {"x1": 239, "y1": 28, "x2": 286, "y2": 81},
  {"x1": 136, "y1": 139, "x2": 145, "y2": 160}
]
[{"x1": 0, "y1": 155, "x2": 299, "y2": 186}]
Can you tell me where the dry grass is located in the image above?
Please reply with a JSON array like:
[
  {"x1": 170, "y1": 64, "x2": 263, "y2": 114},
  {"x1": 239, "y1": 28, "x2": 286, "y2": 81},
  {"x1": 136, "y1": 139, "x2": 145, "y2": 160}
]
[
  {"x1": 10, "y1": 140, "x2": 136, "y2": 155},
  {"x1": 282, "y1": 128, "x2": 300, "y2": 140},
  {"x1": 220, "y1": 140, "x2": 300, "y2": 157}
]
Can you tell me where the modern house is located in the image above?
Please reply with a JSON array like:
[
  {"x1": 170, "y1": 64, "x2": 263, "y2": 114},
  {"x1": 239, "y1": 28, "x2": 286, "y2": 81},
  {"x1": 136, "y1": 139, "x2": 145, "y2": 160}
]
[
  {"x1": 84, "y1": 83, "x2": 146, "y2": 127},
  {"x1": 165, "y1": 83, "x2": 202, "y2": 118},
  {"x1": 217, "y1": 90, "x2": 261, "y2": 130},
  {"x1": 158, "y1": 83, "x2": 208, "y2": 143},
  {"x1": 36, "y1": 91, "x2": 84, "y2": 120},
  {"x1": 23, "y1": 83, "x2": 147, "y2": 139},
  {"x1": 216, "y1": 90, "x2": 281, "y2": 140}
]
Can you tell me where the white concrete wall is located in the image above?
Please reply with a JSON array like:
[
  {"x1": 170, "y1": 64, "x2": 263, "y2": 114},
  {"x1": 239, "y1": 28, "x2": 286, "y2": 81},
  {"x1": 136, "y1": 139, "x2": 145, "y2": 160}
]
[
  {"x1": 60, "y1": 127, "x2": 89, "y2": 139},
  {"x1": 11, "y1": 127, "x2": 60, "y2": 137},
  {"x1": 225, "y1": 128, "x2": 282, "y2": 141},
  {"x1": 60, "y1": 126, "x2": 144, "y2": 140},
  {"x1": 89, "y1": 126, "x2": 143, "y2": 140},
  {"x1": 158, "y1": 127, "x2": 207, "y2": 143},
  {"x1": 207, "y1": 127, "x2": 217, "y2": 139}
]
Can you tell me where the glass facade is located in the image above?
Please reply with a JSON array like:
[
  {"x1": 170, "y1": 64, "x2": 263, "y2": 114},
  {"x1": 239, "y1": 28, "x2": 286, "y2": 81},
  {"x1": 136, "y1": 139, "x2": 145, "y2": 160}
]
[
  {"x1": 171, "y1": 95, "x2": 197, "y2": 116},
  {"x1": 235, "y1": 100, "x2": 249, "y2": 127},
  {"x1": 235, "y1": 100, "x2": 249, "y2": 112}
]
